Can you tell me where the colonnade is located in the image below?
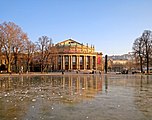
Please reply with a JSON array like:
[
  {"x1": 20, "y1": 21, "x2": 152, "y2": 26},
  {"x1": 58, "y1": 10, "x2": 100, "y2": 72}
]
[{"x1": 56, "y1": 54, "x2": 97, "y2": 70}]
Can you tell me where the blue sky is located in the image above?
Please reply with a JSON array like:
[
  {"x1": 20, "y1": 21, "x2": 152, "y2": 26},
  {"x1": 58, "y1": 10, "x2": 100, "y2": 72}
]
[{"x1": 1, "y1": 0, "x2": 152, "y2": 55}]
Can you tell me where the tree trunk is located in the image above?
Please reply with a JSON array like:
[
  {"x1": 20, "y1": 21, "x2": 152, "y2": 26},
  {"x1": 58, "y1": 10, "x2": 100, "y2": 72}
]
[
  {"x1": 147, "y1": 54, "x2": 149, "y2": 73},
  {"x1": 140, "y1": 56, "x2": 143, "y2": 73},
  {"x1": 26, "y1": 62, "x2": 29, "y2": 72},
  {"x1": 7, "y1": 62, "x2": 11, "y2": 73},
  {"x1": 14, "y1": 54, "x2": 18, "y2": 73}
]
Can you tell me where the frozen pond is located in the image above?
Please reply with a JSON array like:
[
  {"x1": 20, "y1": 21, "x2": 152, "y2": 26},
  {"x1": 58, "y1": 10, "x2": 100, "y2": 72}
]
[{"x1": 0, "y1": 74, "x2": 152, "y2": 120}]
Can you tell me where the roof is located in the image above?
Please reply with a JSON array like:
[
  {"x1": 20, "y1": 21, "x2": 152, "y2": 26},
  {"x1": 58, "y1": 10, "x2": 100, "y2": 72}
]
[{"x1": 56, "y1": 39, "x2": 83, "y2": 46}]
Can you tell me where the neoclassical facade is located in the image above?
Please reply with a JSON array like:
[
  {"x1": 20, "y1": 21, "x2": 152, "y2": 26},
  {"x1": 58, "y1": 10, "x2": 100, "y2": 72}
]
[{"x1": 53, "y1": 39, "x2": 103, "y2": 71}]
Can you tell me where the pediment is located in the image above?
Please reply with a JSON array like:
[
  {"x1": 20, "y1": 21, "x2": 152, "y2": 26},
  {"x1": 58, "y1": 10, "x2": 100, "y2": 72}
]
[{"x1": 56, "y1": 39, "x2": 82, "y2": 46}]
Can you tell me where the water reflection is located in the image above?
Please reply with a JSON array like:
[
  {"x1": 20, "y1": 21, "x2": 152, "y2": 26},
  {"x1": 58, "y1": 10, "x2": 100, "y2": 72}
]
[
  {"x1": 134, "y1": 75, "x2": 152, "y2": 119},
  {"x1": 0, "y1": 75, "x2": 103, "y2": 120},
  {"x1": 0, "y1": 74, "x2": 152, "y2": 120},
  {"x1": 104, "y1": 75, "x2": 108, "y2": 92}
]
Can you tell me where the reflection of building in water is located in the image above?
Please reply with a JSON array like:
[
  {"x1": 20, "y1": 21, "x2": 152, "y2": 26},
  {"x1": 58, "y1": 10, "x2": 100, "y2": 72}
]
[
  {"x1": 0, "y1": 75, "x2": 102, "y2": 102},
  {"x1": 53, "y1": 39, "x2": 103, "y2": 71},
  {"x1": 62, "y1": 75, "x2": 103, "y2": 100}
]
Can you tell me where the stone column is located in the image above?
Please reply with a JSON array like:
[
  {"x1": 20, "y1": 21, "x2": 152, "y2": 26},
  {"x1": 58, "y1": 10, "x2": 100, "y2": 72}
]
[
  {"x1": 60, "y1": 55, "x2": 63, "y2": 70},
  {"x1": 76, "y1": 55, "x2": 80, "y2": 70},
  {"x1": 76, "y1": 55, "x2": 78, "y2": 70},
  {"x1": 87, "y1": 56, "x2": 90, "y2": 69},
  {"x1": 84, "y1": 55, "x2": 86, "y2": 70},
  {"x1": 68, "y1": 55, "x2": 71, "y2": 70},
  {"x1": 71, "y1": 55, "x2": 73, "y2": 70},
  {"x1": 79, "y1": 56, "x2": 80, "y2": 70},
  {"x1": 55, "y1": 55, "x2": 58, "y2": 70},
  {"x1": 86, "y1": 56, "x2": 89, "y2": 69},
  {"x1": 62, "y1": 55, "x2": 65, "y2": 70},
  {"x1": 90, "y1": 56, "x2": 93, "y2": 70}
]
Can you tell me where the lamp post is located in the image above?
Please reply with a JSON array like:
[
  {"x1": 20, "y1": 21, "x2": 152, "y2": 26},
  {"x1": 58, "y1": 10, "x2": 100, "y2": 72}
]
[{"x1": 105, "y1": 55, "x2": 108, "y2": 74}]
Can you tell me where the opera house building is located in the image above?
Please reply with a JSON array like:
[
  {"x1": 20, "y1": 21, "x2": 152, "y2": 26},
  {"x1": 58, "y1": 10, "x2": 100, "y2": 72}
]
[{"x1": 53, "y1": 39, "x2": 103, "y2": 71}]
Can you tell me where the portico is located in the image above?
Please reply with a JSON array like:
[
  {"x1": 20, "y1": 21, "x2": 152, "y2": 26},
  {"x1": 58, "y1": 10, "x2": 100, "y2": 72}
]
[{"x1": 57, "y1": 54, "x2": 97, "y2": 70}]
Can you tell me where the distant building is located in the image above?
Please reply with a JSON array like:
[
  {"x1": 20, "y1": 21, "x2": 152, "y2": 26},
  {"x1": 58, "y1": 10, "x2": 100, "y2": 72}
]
[{"x1": 107, "y1": 53, "x2": 134, "y2": 72}]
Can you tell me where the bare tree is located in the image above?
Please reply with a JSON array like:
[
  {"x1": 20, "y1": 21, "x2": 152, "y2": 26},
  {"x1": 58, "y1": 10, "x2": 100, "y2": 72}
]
[
  {"x1": 25, "y1": 40, "x2": 36, "y2": 72},
  {"x1": 0, "y1": 32, "x2": 4, "y2": 66},
  {"x1": 132, "y1": 37, "x2": 144, "y2": 73},
  {"x1": 36, "y1": 36, "x2": 53, "y2": 73},
  {"x1": 141, "y1": 30, "x2": 152, "y2": 73},
  {"x1": 132, "y1": 30, "x2": 152, "y2": 73},
  {"x1": 12, "y1": 31, "x2": 28, "y2": 73},
  {"x1": 0, "y1": 22, "x2": 28, "y2": 73}
]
